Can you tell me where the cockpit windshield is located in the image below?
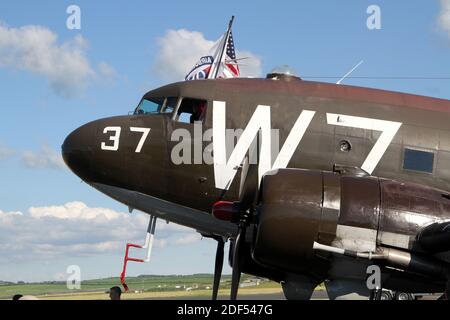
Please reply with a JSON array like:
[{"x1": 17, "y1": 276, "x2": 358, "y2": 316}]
[
  {"x1": 134, "y1": 98, "x2": 164, "y2": 115},
  {"x1": 133, "y1": 96, "x2": 207, "y2": 123},
  {"x1": 134, "y1": 97, "x2": 180, "y2": 115}
]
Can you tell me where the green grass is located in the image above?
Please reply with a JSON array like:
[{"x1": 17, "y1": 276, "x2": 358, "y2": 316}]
[{"x1": 0, "y1": 274, "x2": 270, "y2": 299}]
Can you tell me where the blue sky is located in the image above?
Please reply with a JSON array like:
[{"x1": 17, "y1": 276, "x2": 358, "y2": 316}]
[{"x1": 0, "y1": 1, "x2": 449, "y2": 283}]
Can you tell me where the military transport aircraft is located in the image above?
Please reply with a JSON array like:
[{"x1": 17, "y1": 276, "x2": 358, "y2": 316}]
[{"x1": 62, "y1": 71, "x2": 450, "y2": 300}]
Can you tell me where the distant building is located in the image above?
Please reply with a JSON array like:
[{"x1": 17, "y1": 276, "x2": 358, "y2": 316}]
[{"x1": 239, "y1": 278, "x2": 262, "y2": 288}]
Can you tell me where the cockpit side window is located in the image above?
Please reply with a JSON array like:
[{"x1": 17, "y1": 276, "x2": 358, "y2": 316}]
[
  {"x1": 175, "y1": 98, "x2": 207, "y2": 124},
  {"x1": 161, "y1": 97, "x2": 179, "y2": 115},
  {"x1": 134, "y1": 97, "x2": 164, "y2": 115}
]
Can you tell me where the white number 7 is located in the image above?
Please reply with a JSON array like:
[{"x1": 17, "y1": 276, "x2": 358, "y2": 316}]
[
  {"x1": 327, "y1": 113, "x2": 402, "y2": 174},
  {"x1": 130, "y1": 127, "x2": 151, "y2": 153}
]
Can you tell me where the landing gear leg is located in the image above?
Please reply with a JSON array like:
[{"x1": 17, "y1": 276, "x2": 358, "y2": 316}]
[
  {"x1": 438, "y1": 281, "x2": 450, "y2": 300},
  {"x1": 369, "y1": 286, "x2": 382, "y2": 300}
]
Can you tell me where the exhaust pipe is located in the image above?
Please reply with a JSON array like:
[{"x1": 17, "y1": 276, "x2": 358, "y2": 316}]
[{"x1": 313, "y1": 242, "x2": 449, "y2": 280}]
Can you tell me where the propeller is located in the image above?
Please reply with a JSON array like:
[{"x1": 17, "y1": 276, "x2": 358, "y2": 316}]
[
  {"x1": 238, "y1": 157, "x2": 259, "y2": 209},
  {"x1": 230, "y1": 221, "x2": 246, "y2": 300},
  {"x1": 229, "y1": 156, "x2": 259, "y2": 300},
  {"x1": 212, "y1": 237, "x2": 225, "y2": 300},
  {"x1": 211, "y1": 147, "x2": 261, "y2": 300}
]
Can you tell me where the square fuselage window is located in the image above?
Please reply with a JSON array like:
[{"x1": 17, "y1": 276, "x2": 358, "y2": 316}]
[{"x1": 403, "y1": 148, "x2": 434, "y2": 174}]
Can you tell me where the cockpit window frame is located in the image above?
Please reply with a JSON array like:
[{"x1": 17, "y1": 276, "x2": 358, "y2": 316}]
[
  {"x1": 172, "y1": 97, "x2": 208, "y2": 124},
  {"x1": 134, "y1": 96, "x2": 181, "y2": 116},
  {"x1": 134, "y1": 97, "x2": 165, "y2": 115},
  {"x1": 161, "y1": 97, "x2": 181, "y2": 116}
]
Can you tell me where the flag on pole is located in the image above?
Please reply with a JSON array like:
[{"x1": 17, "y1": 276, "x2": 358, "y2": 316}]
[
  {"x1": 185, "y1": 56, "x2": 214, "y2": 81},
  {"x1": 185, "y1": 16, "x2": 240, "y2": 81},
  {"x1": 221, "y1": 30, "x2": 240, "y2": 78}
]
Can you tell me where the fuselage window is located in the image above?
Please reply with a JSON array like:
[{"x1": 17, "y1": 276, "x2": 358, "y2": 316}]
[
  {"x1": 175, "y1": 98, "x2": 207, "y2": 124},
  {"x1": 134, "y1": 98, "x2": 164, "y2": 115},
  {"x1": 161, "y1": 97, "x2": 179, "y2": 115},
  {"x1": 403, "y1": 148, "x2": 435, "y2": 174}
]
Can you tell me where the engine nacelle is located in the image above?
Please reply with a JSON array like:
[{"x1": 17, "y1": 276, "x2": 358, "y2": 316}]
[
  {"x1": 252, "y1": 169, "x2": 339, "y2": 274},
  {"x1": 252, "y1": 168, "x2": 450, "y2": 274}
]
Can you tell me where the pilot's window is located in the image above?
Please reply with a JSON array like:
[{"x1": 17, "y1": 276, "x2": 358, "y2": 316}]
[
  {"x1": 175, "y1": 98, "x2": 207, "y2": 124},
  {"x1": 135, "y1": 98, "x2": 164, "y2": 115},
  {"x1": 161, "y1": 97, "x2": 179, "y2": 115},
  {"x1": 403, "y1": 148, "x2": 434, "y2": 174}
]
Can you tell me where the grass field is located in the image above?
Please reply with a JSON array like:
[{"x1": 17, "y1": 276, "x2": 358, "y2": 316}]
[
  {"x1": 38, "y1": 283, "x2": 284, "y2": 300},
  {"x1": 0, "y1": 274, "x2": 285, "y2": 300}
]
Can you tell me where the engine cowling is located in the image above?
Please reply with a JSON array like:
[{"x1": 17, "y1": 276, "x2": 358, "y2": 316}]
[
  {"x1": 252, "y1": 169, "x2": 338, "y2": 274},
  {"x1": 251, "y1": 168, "x2": 450, "y2": 274}
]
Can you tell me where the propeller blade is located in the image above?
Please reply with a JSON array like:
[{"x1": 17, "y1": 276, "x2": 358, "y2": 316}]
[
  {"x1": 238, "y1": 161, "x2": 259, "y2": 210},
  {"x1": 217, "y1": 143, "x2": 259, "y2": 205},
  {"x1": 230, "y1": 227, "x2": 246, "y2": 300},
  {"x1": 212, "y1": 238, "x2": 225, "y2": 300},
  {"x1": 231, "y1": 149, "x2": 258, "y2": 300},
  {"x1": 238, "y1": 157, "x2": 249, "y2": 199}
]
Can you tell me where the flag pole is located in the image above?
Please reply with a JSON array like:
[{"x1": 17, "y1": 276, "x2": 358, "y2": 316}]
[
  {"x1": 228, "y1": 15, "x2": 235, "y2": 30},
  {"x1": 213, "y1": 16, "x2": 235, "y2": 79}
]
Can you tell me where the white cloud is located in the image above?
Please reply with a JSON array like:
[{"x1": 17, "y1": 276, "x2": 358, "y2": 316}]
[
  {"x1": 0, "y1": 22, "x2": 116, "y2": 97},
  {"x1": 97, "y1": 61, "x2": 117, "y2": 81},
  {"x1": 21, "y1": 144, "x2": 65, "y2": 170},
  {"x1": 0, "y1": 144, "x2": 14, "y2": 160},
  {"x1": 153, "y1": 29, "x2": 262, "y2": 82},
  {"x1": 29, "y1": 201, "x2": 122, "y2": 220},
  {"x1": 1, "y1": 143, "x2": 68, "y2": 170},
  {"x1": 237, "y1": 49, "x2": 263, "y2": 79},
  {"x1": 0, "y1": 202, "x2": 200, "y2": 263},
  {"x1": 438, "y1": 0, "x2": 450, "y2": 37},
  {"x1": 0, "y1": 210, "x2": 23, "y2": 217},
  {"x1": 174, "y1": 233, "x2": 202, "y2": 245}
]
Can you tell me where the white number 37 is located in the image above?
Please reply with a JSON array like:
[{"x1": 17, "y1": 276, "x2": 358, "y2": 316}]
[{"x1": 101, "y1": 127, "x2": 151, "y2": 153}]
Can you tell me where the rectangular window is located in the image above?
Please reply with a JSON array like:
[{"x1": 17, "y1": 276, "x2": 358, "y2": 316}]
[
  {"x1": 135, "y1": 97, "x2": 164, "y2": 114},
  {"x1": 175, "y1": 98, "x2": 207, "y2": 124},
  {"x1": 161, "y1": 97, "x2": 179, "y2": 115},
  {"x1": 403, "y1": 148, "x2": 434, "y2": 174}
]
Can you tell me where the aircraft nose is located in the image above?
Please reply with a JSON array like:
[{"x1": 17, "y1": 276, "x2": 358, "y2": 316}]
[{"x1": 62, "y1": 122, "x2": 97, "y2": 181}]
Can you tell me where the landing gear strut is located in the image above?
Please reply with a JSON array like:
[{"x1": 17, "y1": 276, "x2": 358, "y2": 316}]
[
  {"x1": 369, "y1": 286, "x2": 383, "y2": 300},
  {"x1": 438, "y1": 281, "x2": 450, "y2": 300}
]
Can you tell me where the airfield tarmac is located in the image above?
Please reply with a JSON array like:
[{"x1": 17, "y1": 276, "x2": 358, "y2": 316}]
[
  {"x1": 148, "y1": 290, "x2": 328, "y2": 300},
  {"x1": 35, "y1": 289, "x2": 440, "y2": 300}
]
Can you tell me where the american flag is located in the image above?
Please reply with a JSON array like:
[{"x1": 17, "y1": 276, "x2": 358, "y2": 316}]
[
  {"x1": 187, "y1": 17, "x2": 240, "y2": 81},
  {"x1": 223, "y1": 31, "x2": 240, "y2": 78}
]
